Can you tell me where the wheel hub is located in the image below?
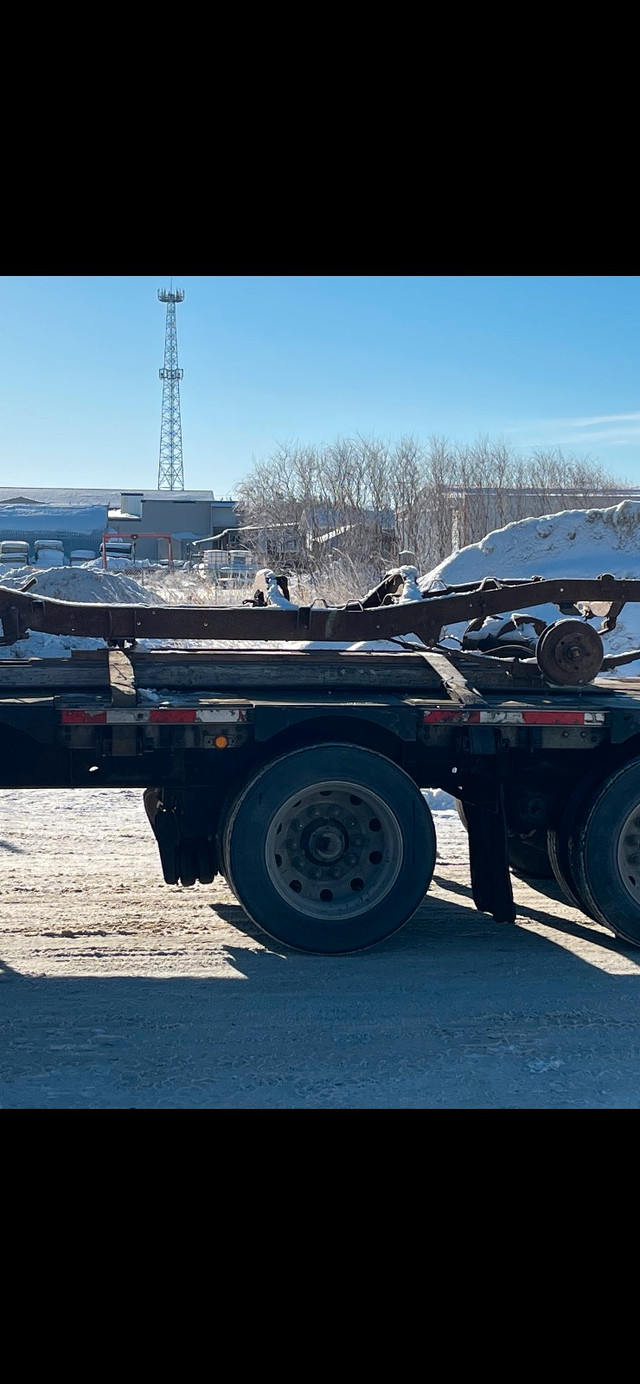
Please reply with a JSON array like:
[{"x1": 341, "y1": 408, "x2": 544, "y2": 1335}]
[
  {"x1": 617, "y1": 806, "x2": 640, "y2": 903},
  {"x1": 265, "y1": 779, "x2": 404, "y2": 920},
  {"x1": 535, "y1": 619, "x2": 604, "y2": 685},
  {"x1": 302, "y1": 820, "x2": 348, "y2": 864}
]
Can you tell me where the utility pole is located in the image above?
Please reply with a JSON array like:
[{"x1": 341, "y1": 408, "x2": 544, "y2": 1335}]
[{"x1": 157, "y1": 286, "x2": 185, "y2": 490}]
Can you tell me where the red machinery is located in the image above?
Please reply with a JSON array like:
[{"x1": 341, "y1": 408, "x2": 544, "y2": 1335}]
[{"x1": 101, "y1": 532, "x2": 174, "y2": 571}]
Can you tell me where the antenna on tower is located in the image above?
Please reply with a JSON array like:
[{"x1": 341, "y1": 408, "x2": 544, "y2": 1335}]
[{"x1": 157, "y1": 285, "x2": 185, "y2": 490}]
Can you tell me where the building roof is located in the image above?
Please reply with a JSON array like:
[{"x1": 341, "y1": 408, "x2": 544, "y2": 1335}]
[
  {"x1": 0, "y1": 487, "x2": 236, "y2": 507},
  {"x1": 0, "y1": 487, "x2": 119, "y2": 508},
  {"x1": 0, "y1": 504, "x2": 109, "y2": 536},
  {"x1": 131, "y1": 490, "x2": 222, "y2": 503}
]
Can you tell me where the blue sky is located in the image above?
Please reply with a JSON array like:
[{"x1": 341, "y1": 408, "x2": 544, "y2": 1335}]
[{"x1": 2, "y1": 275, "x2": 640, "y2": 496}]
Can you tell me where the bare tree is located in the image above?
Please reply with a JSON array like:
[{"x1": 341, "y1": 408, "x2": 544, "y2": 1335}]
[{"x1": 235, "y1": 433, "x2": 631, "y2": 586}]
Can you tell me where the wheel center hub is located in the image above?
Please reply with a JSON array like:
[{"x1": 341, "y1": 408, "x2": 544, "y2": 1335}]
[{"x1": 302, "y1": 819, "x2": 348, "y2": 864}]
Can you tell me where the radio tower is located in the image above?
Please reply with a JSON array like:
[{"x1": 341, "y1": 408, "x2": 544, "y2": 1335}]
[{"x1": 157, "y1": 285, "x2": 185, "y2": 490}]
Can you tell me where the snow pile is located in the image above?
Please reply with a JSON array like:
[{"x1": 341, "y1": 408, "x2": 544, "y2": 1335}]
[
  {"x1": 424, "y1": 787, "x2": 458, "y2": 812},
  {"x1": 0, "y1": 564, "x2": 165, "y2": 659},
  {"x1": 420, "y1": 499, "x2": 640, "y2": 665},
  {"x1": 0, "y1": 564, "x2": 164, "y2": 605},
  {"x1": 85, "y1": 557, "x2": 188, "y2": 574}
]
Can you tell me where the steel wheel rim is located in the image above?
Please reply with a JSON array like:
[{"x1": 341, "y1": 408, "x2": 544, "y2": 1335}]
[
  {"x1": 264, "y1": 779, "x2": 404, "y2": 921},
  {"x1": 616, "y1": 803, "x2": 640, "y2": 906}
]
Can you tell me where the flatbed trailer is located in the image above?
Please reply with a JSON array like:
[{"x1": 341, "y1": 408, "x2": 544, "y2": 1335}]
[{"x1": 4, "y1": 571, "x2": 640, "y2": 953}]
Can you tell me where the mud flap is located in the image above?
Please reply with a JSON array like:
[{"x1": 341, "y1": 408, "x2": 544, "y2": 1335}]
[
  {"x1": 145, "y1": 791, "x2": 180, "y2": 886},
  {"x1": 461, "y1": 782, "x2": 516, "y2": 924}
]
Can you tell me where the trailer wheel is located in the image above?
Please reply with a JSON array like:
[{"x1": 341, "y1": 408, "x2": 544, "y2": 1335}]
[
  {"x1": 221, "y1": 743, "x2": 436, "y2": 954},
  {"x1": 548, "y1": 820, "x2": 590, "y2": 915},
  {"x1": 547, "y1": 775, "x2": 601, "y2": 918},
  {"x1": 569, "y1": 759, "x2": 640, "y2": 944}
]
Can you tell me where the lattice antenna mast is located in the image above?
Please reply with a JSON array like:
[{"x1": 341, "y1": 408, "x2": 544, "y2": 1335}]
[{"x1": 157, "y1": 286, "x2": 185, "y2": 490}]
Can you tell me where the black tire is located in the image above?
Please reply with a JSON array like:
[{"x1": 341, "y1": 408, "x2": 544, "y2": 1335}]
[
  {"x1": 547, "y1": 774, "x2": 602, "y2": 918},
  {"x1": 221, "y1": 743, "x2": 437, "y2": 954},
  {"x1": 454, "y1": 798, "x2": 553, "y2": 880},
  {"x1": 569, "y1": 758, "x2": 640, "y2": 945}
]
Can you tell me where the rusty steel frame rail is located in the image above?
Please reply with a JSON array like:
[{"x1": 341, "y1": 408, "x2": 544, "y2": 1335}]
[{"x1": 0, "y1": 573, "x2": 638, "y2": 649}]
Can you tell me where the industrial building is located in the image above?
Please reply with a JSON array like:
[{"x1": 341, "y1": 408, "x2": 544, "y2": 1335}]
[{"x1": 0, "y1": 487, "x2": 239, "y2": 564}]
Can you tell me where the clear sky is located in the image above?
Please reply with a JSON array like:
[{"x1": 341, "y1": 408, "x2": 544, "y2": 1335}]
[{"x1": 2, "y1": 275, "x2": 640, "y2": 496}]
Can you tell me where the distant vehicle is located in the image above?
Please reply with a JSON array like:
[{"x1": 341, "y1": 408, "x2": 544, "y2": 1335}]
[
  {"x1": 0, "y1": 540, "x2": 30, "y2": 565},
  {"x1": 69, "y1": 549, "x2": 97, "y2": 566},
  {"x1": 34, "y1": 540, "x2": 66, "y2": 567}
]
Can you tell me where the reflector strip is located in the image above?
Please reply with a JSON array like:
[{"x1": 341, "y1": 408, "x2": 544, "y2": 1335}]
[
  {"x1": 60, "y1": 706, "x2": 245, "y2": 725},
  {"x1": 423, "y1": 708, "x2": 606, "y2": 725},
  {"x1": 60, "y1": 710, "x2": 107, "y2": 724},
  {"x1": 148, "y1": 709, "x2": 197, "y2": 723},
  {"x1": 197, "y1": 708, "x2": 246, "y2": 722}
]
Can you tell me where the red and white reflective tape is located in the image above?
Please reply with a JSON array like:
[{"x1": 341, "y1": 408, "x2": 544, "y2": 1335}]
[
  {"x1": 60, "y1": 706, "x2": 247, "y2": 725},
  {"x1": 423, "y1": 708, "x2": 606, "y2": 725}
]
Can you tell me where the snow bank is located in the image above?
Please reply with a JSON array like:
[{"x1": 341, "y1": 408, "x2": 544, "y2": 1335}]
[
  {"x1": 424, "y1": 787, "x2": 456, "y2": 812},
  {"x1": 0, "y1": 564, "x2": 164, "y2": 605},
  {"x1": 420, "y1": 499, "x2": 640, "y2": 666},
  {"x1": 0, "y1": 564, "x2": 165, "y2": 659}
]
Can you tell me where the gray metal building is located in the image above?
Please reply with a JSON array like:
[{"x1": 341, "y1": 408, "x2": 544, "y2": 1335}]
[{"x1": 0, "y1": 488, "x2": 239, "y2": 563}]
